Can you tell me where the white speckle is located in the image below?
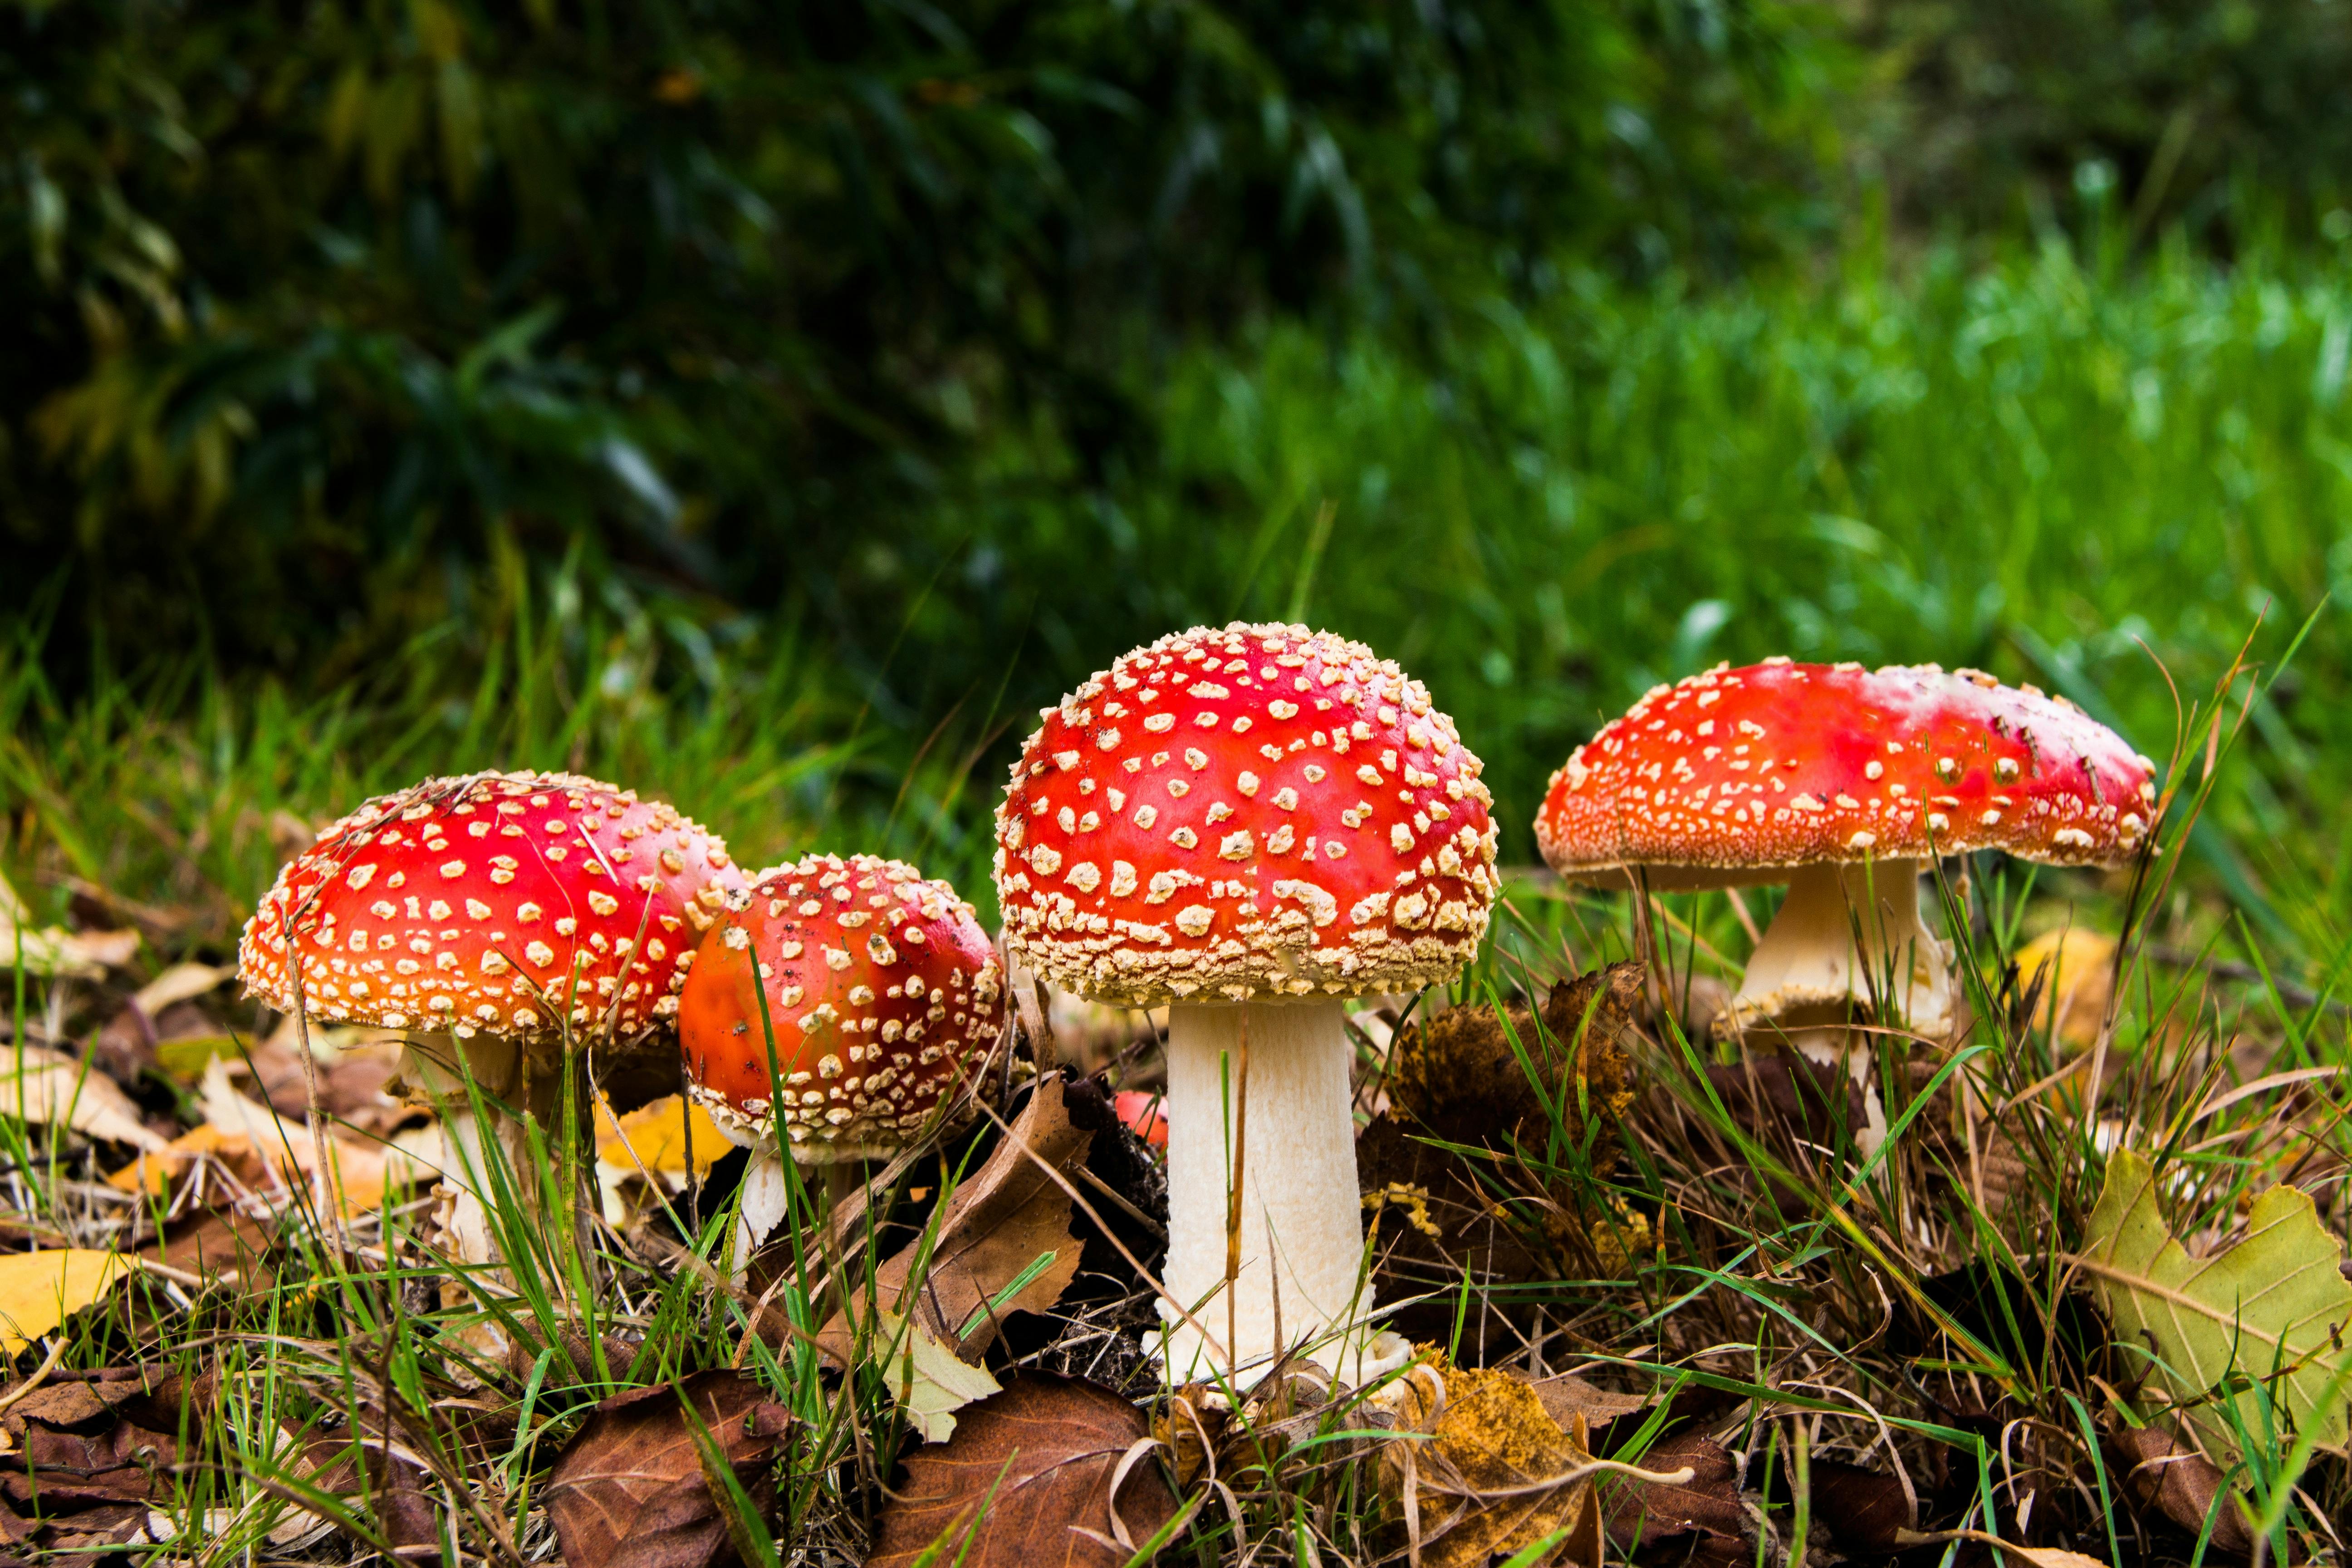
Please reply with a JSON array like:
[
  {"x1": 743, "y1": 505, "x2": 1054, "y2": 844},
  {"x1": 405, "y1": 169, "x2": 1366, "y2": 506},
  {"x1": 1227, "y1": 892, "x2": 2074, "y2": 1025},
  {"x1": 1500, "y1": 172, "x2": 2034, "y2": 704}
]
[{"x1": 1174, "y1": 904, "x2": 1214, "y2": 937}]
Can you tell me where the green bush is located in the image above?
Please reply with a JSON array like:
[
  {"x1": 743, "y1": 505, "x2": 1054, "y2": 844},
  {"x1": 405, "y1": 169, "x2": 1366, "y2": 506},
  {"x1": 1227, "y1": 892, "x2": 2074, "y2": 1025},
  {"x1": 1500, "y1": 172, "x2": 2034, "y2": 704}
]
[{"x1": 1, "y1": 0, "x2": 1838, "y2": 677}]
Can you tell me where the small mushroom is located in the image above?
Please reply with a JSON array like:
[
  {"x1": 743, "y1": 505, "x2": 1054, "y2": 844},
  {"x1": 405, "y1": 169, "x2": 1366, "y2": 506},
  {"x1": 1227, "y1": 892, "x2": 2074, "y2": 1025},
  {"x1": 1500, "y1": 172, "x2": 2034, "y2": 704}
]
[
  {"x1": 1535, "y1": 659, "x2": 2156, "y2": 1150},
  {"x1": 993, "y1": 621, "x2": 1500, "y2": 1384},
  {"x1": 676, "y1": 853, "x2": 1005, "y2": 1269},
  {"x1": 237, "y1": 770, "x2": 744, "y2": 1263}
]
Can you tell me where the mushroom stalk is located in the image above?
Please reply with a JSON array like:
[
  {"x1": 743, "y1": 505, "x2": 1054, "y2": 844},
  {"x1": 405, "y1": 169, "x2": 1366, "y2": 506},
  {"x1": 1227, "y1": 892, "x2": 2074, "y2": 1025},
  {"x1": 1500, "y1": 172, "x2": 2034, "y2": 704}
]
[
  {"x1": 402, "y1": 1034, "x2": 567, "y2": 1268},
  {"x1": 1159, "y1": 998, "x2": 1394, "y2": 1385},
  {"x1": 1728, "y1": 860, "x2": 1952, "y2": 1152}
]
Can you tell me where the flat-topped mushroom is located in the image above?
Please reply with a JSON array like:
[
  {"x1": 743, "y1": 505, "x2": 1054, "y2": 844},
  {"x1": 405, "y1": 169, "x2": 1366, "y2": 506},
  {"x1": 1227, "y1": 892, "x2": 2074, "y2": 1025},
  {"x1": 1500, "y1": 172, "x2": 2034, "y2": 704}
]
[
  {"x1": 678, "y1": 852, "x2": 1005, "y2": 1267},
  {"x1": 1537, "y1": 660, "x2": 2155, "y2": 1147},
  {"x1": 239, "y1": 770, "x2": 744, "y2": 1261},
  {"x1": 995, "y1": 621, "x2": 1499, "y2": 1383}
]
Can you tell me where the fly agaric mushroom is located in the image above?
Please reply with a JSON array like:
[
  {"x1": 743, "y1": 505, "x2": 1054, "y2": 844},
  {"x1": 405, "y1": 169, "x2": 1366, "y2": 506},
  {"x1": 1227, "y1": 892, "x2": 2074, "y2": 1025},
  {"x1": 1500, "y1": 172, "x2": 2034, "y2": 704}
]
[
  {"x1": 678, "y1": 853, "x2": 1005, "y2": 1266},
  {"x1": 994, "y1": 622, "x2": 1499, "y2": 1384},
  {"x1": 239, "y1": 771, "x2": 743, "y2": 1262},
  {"x1": 1536, "y1": 660, "x2": 2156, "y2": 1147}
]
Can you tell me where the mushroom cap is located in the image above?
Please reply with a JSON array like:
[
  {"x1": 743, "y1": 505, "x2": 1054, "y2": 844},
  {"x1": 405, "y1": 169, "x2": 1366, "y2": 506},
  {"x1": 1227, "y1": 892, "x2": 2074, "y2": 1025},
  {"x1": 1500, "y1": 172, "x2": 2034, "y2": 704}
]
[
  {"x1": 1536, "y1": 660, "x2": 2158, "y2": 889},
  {"x1": 677, "y1": 853, "x2": 1005, "y2": 1162},
  {"x1": 993, "y1": 622, "x2": 1500, "y2": 1007},
  {"x1": 238, "y1": 771, "x2": 745, "y2": 1039}
]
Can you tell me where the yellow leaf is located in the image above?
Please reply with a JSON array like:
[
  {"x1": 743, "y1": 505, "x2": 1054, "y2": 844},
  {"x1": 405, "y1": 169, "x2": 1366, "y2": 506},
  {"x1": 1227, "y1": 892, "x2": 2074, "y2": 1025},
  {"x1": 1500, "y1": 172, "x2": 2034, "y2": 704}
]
[
  {"x1": 0, "y1": 1250, "x2": 122, "y2": 1353},
  {"x1": 596, "y1": 1094, "x2": 727, "y2": 1180},
  {"x1": 0, "y1": 1047, "x2": 166, "y2": 1152},
  {"x1": 873, "y1": 1307, "x2": 1001, "y2": 1444},
  {"x1": 2015, "y1": 927, "x2": 2117, "y2": 1050},
  {"x1": 1378, "y1": 1352, "x2": 1604, "y2": 1568}
]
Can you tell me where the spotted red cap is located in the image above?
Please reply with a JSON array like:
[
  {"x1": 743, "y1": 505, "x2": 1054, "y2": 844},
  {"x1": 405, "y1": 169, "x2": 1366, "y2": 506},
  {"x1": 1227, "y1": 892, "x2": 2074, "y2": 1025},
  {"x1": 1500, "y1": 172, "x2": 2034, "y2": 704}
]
[
  {"x1": 993, "y1": 622, "x2": 1500, "y2": 1006},
  {"x1": 678, "y1": 853, "x2": 1005, "y2": 1161},
  {"x1": 1536, "y1": 660, "x2": 2158, "y2": 887},
  {"x1": 238, "y1": 771, "x2": 745, "y2": 1038}
]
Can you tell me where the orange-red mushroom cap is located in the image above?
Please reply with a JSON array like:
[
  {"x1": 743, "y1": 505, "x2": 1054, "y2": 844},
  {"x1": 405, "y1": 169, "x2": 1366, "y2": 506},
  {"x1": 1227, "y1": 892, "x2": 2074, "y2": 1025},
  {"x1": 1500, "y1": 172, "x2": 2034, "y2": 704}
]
[
  {"x1": 238, "y1": 771, "x2": 746, "y2": 1038},
  {"x1": 1536, "y1": 660, "x2": 2158, "y2": 887},
  {"x1": 678, "y1": 853, "x2": 1005, "y2": 1162},
  {"x1": 994, "y1": 622, "x2": 1501, "y2": 1006}
]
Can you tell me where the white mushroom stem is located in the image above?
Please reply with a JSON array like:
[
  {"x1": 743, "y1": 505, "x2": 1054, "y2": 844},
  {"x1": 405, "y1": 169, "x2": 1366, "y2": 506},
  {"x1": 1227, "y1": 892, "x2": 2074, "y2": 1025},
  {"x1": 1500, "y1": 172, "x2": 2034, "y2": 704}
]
[
  {"x1": 729, "y1": 1149, "x2": 864, "y2": 1283},
  {"x1": 1159, "y1": 998, "x2": 1399, "y2": 1386},
  {"x1": 400, "y1": 1034, "x2": 566, "y2": 1268},
  {"x1": 1728, "y1": 860, "x2": 1954, "y2": 1154}
]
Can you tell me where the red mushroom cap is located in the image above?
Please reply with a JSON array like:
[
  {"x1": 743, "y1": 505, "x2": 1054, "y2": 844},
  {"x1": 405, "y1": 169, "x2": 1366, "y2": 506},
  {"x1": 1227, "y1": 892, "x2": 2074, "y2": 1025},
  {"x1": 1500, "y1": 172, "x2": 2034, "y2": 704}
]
[
  {"x1": 238, "y1": 771, "x2": 745, "y2": 1039},
  {"x1": 677, "y1": 853, "x2": 1005, "y2": 1161},
  {"x1": 1536, "y1": 660, "x2": 2158, "y2": 887},
  {"x1": 1112, "y1": 1089, "x2": 1168, "y2": 1149},
  {"x1": 993, "y1": 622, "x2": 1500, "y2": 1006}
]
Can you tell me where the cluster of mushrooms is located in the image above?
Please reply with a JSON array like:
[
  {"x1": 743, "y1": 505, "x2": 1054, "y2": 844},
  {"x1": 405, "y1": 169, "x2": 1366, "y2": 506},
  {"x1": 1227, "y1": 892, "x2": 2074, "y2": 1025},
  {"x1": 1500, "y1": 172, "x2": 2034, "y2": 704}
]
[{"x1": 235, "y1": 623, "x2": 2157, "y2": 1389}]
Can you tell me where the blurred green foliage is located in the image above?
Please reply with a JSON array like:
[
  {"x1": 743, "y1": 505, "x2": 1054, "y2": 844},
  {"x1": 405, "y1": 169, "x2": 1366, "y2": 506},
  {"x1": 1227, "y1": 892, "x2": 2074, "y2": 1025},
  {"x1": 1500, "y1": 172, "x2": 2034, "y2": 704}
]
[
  {"x1": 1854, "y1": 0, "x2": 2352, "y2": 245},
  {"x1": 2, "y1": 0, "x2": 1833, "y2": 678}
]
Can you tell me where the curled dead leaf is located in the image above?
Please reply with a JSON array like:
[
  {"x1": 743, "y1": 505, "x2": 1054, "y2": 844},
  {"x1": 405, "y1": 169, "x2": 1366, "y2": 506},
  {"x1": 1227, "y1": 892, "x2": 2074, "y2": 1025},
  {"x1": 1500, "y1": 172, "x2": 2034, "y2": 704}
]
[
  {"x1": 544, "y1": 1370, "x2": 791, "y2": 1568},
  {"x1": 871, "y1": 1374, "x2": 1178, "y2": 1568}
]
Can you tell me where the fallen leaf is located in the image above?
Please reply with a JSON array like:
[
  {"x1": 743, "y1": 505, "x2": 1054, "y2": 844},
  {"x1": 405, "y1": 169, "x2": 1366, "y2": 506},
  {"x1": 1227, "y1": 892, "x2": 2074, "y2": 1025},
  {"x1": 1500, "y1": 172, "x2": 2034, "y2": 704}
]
[
  {"x1": 544, "y1": 1370, "x2": 791, "y2": 1568},
  {"x1": 598, "y1": 1094, "x2": 727, "y2": 1182},
  {"x1": 870, "y1": 1373, "x2": 1177, "y2": 1568},
  {"x1": 2015, "y1": 927, "x2": 2117, "y2": 1050},
  {"x1": 875, "y1": 1308, "x2": 1004, "y2": 1443},
  {"x1": 0, "y1": 1048, "x2": 166, "y2": 1152},
  {"x1": 0, "y1": 1252, "x2": 123, "y2": 1353},
  {"x1": 105, "y1": 1058, "x2": 432, "y2": 1215},
  {"x1": 1380, "y1": 1353, "x2": 1606, "y2": 1568},
  {"x1": 597, "y1": 1095, "x2": 726, "y2": 1226},
  {"x1": 0, "y1": 1364, "x2": 210, "y2": 1549},
  {"x1": 1800, "y1": 1457, "x2": 1910, "y2": 1553},
  {"x1": 2078, "y1": 1149, "x2": 2352, "y2": 1458},
  {"x1": 1529, "y1": 1376, "x2": 1648, "y2": 1432},
  {"x1": 131, "y1": 963, "x2": 231, "y2": 1018},
  {"x1": 143, "y1": 1206, "x2": 277, "y2": 1289},
  {"x1": 1599, "y1": 1430, "x2": 1748, "y2": 1563},
  {"x1": 819, "y1": 1075, "x2": 1093, "y2": 1364},
  {"x1": 2112, "y1": 1421, "x2": 2255, "y2": 1555}
]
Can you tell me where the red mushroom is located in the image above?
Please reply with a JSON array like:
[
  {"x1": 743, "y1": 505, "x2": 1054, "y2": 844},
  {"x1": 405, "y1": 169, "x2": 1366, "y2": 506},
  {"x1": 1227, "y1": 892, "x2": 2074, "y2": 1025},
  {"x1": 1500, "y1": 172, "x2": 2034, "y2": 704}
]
[
  {"x1": 995, "y1": 622, "x2": 1499, "y2": 1383},
  {"x1": 238, "y1": 770, "x2": 744, "y2": 1262},
  {"x1": 1112, "y1": 1090, "x2": 1169, "y2": 1149},
  {"x1": 678, "y1": 853, "x2": 1005, "y2": 1265},
  {"x1": 1536, "y1": 660, "x2": 2156, "y2": 1147}
]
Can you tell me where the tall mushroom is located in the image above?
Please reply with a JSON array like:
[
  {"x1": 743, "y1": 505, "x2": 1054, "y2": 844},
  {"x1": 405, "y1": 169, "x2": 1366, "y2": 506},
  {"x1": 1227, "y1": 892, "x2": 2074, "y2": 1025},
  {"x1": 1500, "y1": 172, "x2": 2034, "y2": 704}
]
[
  {"x1": 238, "y1": 770, "x2": 744, "y2": 1263},
  {"x1": 677, "y1": 852, "x2": 1005, "y2": 1268},
  {"x1": 994, "y1": 622, "x2": 1499, "y2": 1384},
  {"x1": 1535, "y1": 660, "x2": 2156, "y2": 1148}
]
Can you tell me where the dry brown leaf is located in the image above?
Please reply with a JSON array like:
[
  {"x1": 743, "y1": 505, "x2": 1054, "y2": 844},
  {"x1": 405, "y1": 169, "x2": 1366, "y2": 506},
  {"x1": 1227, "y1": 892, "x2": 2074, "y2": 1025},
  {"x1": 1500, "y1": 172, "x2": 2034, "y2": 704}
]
[
  {"x1": 545, "y1": 1371, "x2": 790, "y2": 1568},
  {"x1": 0, "y1": 1047, "x2": 165, "y2": 1152},
  {"x1": 870, "y1": 1373, "x2": 1178, "y2": 1568},
  {"x1": 1528, "y1": 1376, "x2": 1647, "y2": 1431},
  {"x1": 1795, "y1": 1456, "x2": 1908, "y2": 1554},
  {"x1": 2113, "y1": 1421, "x2": 2254, "y2": 1556},
  {"x1": 1599, "y1": 1430, "x2": 1747, "y2": 1565},
  {"x1": 1379, "y1": 1353, "x2": 1606, "y2": 1568},
  {"x1": 818, "y1": 1075, "x2": 1094, "y2": 1365},
  {"x1": 0, "y1": 1365, "x2": 211, "y2": 1550},
  {"x1": 0, "y1": 1252, "x2": 123, "y2": 1354}
]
